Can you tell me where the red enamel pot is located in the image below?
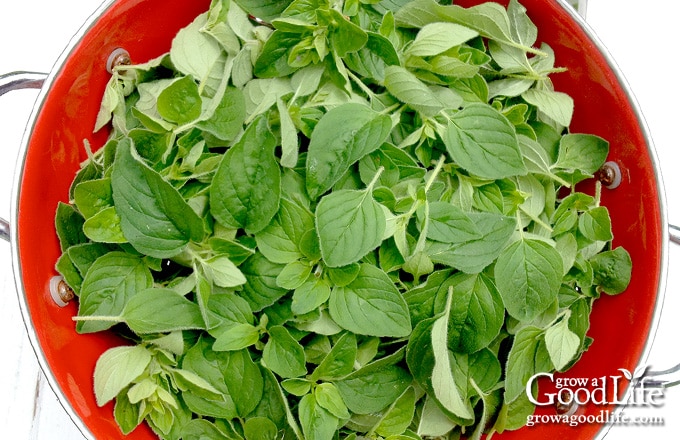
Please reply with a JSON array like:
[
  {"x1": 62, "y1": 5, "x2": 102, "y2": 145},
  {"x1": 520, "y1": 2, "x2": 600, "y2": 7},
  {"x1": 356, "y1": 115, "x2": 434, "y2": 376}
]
[{"x1": 0, "y1": 0, "x2": 669, "y2": 439}]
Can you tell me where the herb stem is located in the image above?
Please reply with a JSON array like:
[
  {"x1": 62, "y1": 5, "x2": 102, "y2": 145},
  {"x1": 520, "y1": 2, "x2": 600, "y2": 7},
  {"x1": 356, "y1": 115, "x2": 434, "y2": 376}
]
[
  {"x1": 594, "y1": 180, "x2": 602, "y2": 207},
  {"x1": 80, "y1": 139, "x2": 106, "y2": 170},
  {"x1": 505, "y1": 66, "x2": 568, "y2": 81},
  {"x1": 548, "y1": 171, "x2": 572, "y2": 188},
  {"x1": 519, "y1": 207, "x2": 553, "y2": 233},
  {"x1": 507, "y1": 42, "x2": 548, "y2": 58},
  {"x1": 395, "y1": 155, "x2": 447, "y2": 226},
  {"x1": 516, "y1": 211, "x2": 525, "y2": 238},
  {"x1": 424, "y1": 155, "x2": 447, "y2": 193},
  {"x1": 347, "y1": 69, "x2": 376, "y2": 100},
  {"x1": 366, "y1": 166, "x2": 385, "y2": 191},
  {"x1": 414, "y1": 200, "x2": 429, "y2": 255},
  {"x1": 543, "y1": 308, "x2": 571, "y2": 331},
  {"x1": 72, "y1": 315, "x2": 123, "y2": 322},
  {"x1": 431, "y1": 116, "x2": 449, "y2": 134},
  {"x1": 379, "y1": 102, "x2": 403, "y2": 116}
]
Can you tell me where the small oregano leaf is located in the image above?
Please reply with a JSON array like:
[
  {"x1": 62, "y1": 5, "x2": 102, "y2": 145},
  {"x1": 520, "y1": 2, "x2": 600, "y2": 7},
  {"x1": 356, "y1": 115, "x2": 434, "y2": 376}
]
[{"x1": 94, "y1": 345, "x2": 152, "y2": 407}]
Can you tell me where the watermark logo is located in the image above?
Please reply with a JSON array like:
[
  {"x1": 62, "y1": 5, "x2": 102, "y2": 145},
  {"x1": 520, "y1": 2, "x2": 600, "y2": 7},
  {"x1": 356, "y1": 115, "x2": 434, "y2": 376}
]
[
  {"x1": 526, "y1": 367, "x2": 665, "y2": 408},
  {"x1": 526, "y1": 410, "x2": 665, "y2": 427},
  {"x1": 525, "y1": 366, "x2": 666, "y2": 427}
]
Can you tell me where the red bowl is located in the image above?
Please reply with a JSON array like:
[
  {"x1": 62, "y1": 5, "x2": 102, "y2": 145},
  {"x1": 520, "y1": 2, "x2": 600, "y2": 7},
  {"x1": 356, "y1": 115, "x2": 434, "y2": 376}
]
[{"x1": 10, "y1": 0, "x2": 667, "y2": 439}]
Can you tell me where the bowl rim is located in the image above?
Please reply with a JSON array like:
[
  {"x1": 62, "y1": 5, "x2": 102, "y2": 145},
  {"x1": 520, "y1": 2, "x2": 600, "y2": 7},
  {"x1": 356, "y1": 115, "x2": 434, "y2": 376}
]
[
  {"x1": 7, "y1": 0, "x2": 670, "y2": 439},
  {"x1": 548, "y1": 0, "x2": 669, "y2": 436},
  {"x1": 10, "y1": 0, "x2": 118, "y2": 438}
]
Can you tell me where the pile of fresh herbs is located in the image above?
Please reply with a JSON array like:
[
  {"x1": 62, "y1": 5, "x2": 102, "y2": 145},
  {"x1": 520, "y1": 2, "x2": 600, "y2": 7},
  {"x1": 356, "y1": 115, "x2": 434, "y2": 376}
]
[{"x1": 54, "y1": 0, "x2": 633, "y2": 438}]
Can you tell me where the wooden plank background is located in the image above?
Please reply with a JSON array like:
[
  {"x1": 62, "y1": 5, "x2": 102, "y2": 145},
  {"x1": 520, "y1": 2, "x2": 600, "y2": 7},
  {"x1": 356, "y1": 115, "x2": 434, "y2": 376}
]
[{"x1": 1, "y1": 1, "x2": 679, "y2": 438}]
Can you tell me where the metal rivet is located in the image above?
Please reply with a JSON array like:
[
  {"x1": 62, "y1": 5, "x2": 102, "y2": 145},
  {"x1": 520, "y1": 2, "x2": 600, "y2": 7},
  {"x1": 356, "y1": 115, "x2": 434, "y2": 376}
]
[
  {"x1": 596, "y1": 161, "x2": 622, "y2": 189},
  {"x1": 106, "y1": 48, "x2": 131, "y2": 74},
  {"x1": 49, "y1": 276, "x2": 74, "y2": 307},
  {"x1": 555, "y1": 389, "x2": 580, "y2": 416},
  {"x1": 555, "y1": 400, "x2": 580, "y2": 416}
]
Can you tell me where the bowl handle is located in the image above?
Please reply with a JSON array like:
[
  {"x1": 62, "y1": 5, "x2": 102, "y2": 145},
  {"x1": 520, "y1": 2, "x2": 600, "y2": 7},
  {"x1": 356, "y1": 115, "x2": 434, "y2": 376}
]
[
  {"x1": 639, "y1": 224, "x2": 680, "y2": 389},
  {"x1": 645, "y1": 364, "x2": 680, "y2": 389},
  {"x1": 669, "y1": 224, "x2": 680, "y2": 245},
  {"x1": 0, "y1": 71, "x2": 48, "y2": 242}
]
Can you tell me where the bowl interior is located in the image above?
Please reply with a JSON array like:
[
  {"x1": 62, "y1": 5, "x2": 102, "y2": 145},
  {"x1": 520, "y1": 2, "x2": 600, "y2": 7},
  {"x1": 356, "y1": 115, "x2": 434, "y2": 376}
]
[
  {"x1": 14, "y1": 0, "x2": 211, "y2": 438},
  {"x1": 13, "y1": 0, "x2": 665, "y2": 438}
]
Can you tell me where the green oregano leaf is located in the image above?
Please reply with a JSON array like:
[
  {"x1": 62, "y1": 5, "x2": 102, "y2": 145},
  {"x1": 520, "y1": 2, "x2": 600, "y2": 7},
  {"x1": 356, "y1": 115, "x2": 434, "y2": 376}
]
[
  {"x1": 170, "y1": 12, "x2": 224, "y2": 81},
  {"x1": 310, "y1": 331, "x2": 357, "y2": 383},
  {"x1": 494, "y1": 238, "x2": 563, "y2": 322},
  {"x1": 82, "y1": 206, "x2": 127, "y2": 243},
  {"x1": 505, "y1": 326, "x2": 553, "y2": 403},
  {"x1": 299, "y1": 393, "x2": 338, "y2": 440},
  {"x1": 521, "y1": 88, "x2": 573, "y2": 128},
  {"x1": 55, "y1": 202, "x2": 87, "y2": 251},
  {"x1": 94, "y1": 345, "x2": 152, "y2": 407},
  {"x1": 210, "y1": 115, "x2": 281, "y2": 234},
  {"x1": 73, "y1": 178, "x2": 113, "y2": 219},
  {"x1": 329, "y1": 264, "x2": 411, "y2": 337},
  {"x1": 196, "y1": 86, "x2": 247, "y2": 141},
  {"x1": 262, "y1": 326, "x2": 307, "y2": 378},
  {"x1": 544, "y1": 316, "x2": 580, "y2": 370},
  {"x1": 315, "y1": 383, "x2": 350, "y2": 420},
  {"x1": 243, "y1": 417, "x2": 279, "y2": 440},
  {"x1": 111, "y1": 139, "x2": 205, "y2": 258},
  {"x1": 305, "y1": 103, "x2": 392, "y2": 199},
  {"x1": 77, "y1": 252, "x2": 153, "y2": 334},
  {"x1": 157, "y1": 76, "x2": 202, "y2": 125},
  {"x1": 552, "y1": 133, "x2": 609, "y2": 176},
  {"x1": 335, "y1": 358, "x2": 411, "y2": 415},
  {"x1": 590, "y1": 247, "x2": 632, "y2": 295},
  {"x1": 442, "y1": 103, "x2": 526, "y2": 179},
  {"x1": 446, "y1": 272, "x2": 504, "y2": 354},
  {"x1": 578, "y1": 206, "x2": 614, "y2": 242},
  {"x1": 384, "y1": 65, "x2": 463, "y2": 116},
  {"x1": 374, "y1": 386, "x2": 417, "y2": 437},
  {"x1": 122, "y1": 287, "x2": 206, "y2": 334},
  {"x1": 406, "y1": 22, "x2": 478, "y2": 57},
  {"x1": 430, "y1": 288, "x2": 474, "y2": 421},
  {"x1": 316, "y1": 185, "x2": 386, "y2": 268}
]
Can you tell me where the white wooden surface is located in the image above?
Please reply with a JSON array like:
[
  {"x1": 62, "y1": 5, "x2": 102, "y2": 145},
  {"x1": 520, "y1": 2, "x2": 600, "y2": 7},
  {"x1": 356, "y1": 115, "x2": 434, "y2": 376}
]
[{"x1": 1, "y1": 1, "x2": 679, "y2": 438}]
